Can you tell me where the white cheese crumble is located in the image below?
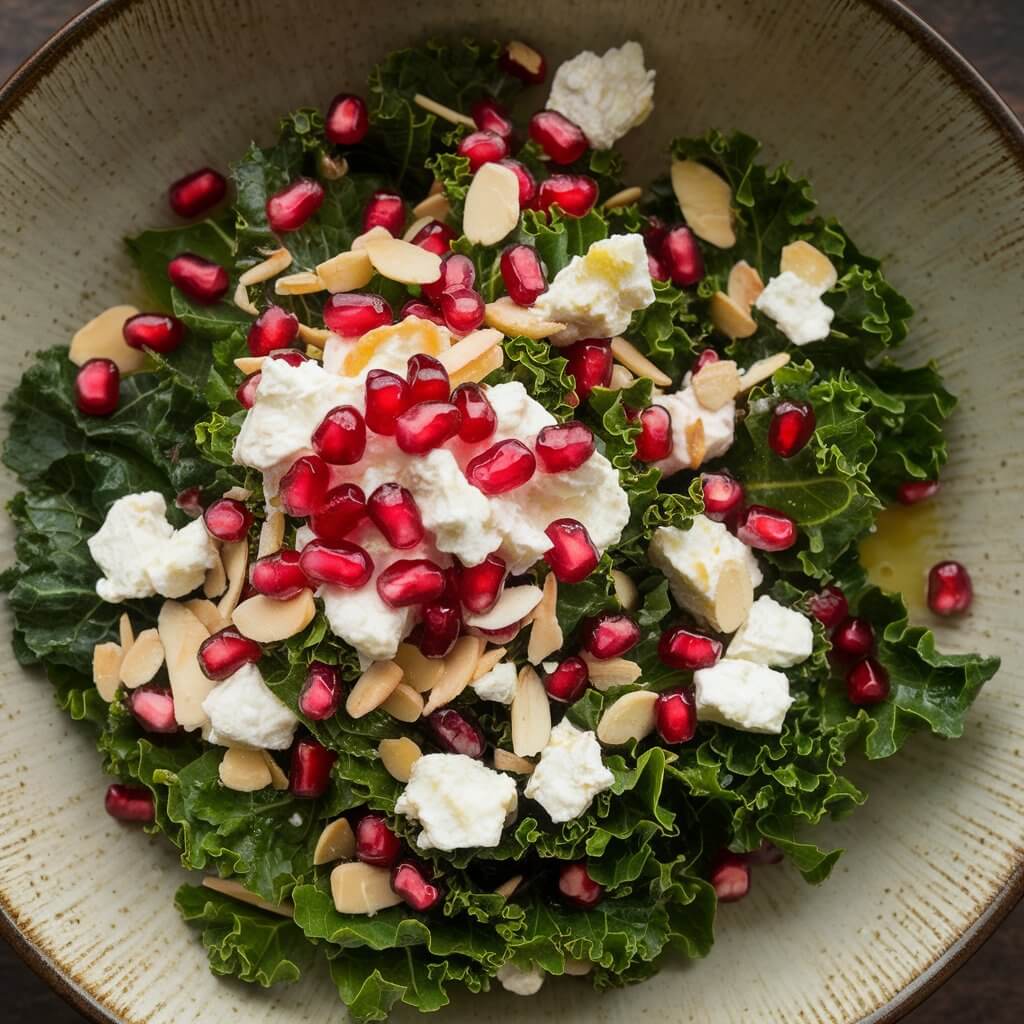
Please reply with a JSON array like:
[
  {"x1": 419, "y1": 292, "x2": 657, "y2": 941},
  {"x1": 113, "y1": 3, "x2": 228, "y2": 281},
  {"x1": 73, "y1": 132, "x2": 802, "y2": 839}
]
[
  {"x1": 654, "y1": 386, "x2": 736, "y2": 477},
  {"x1": 87, "y1": 491, "x2": 217, "y2": 603},
  {"x1": 693, "y1": 658, "x2": 794, "y2": 734},
  {"x1": 547, "y1": 41, "x2": 655, "y2": 150},
  {"x1": 496, "y1": 962, "x2": 545, "y2": 996},
  {"x1": 395, "y1": 753, "x2": 518, "y2": 851},
  {"x1": 754, "y1": 271, "x2": 834, "y2": 346},
  {"x1": 727, "y1": 595, "x2": 814, "y2": 668},
  {"x1": 470, "y1": 662, "x2": 518, "y2": 704},
  {"x1": 534, "y1": 234, "x2": 655, "y2": 345},
  {"x1": 202, "y1": 663, "x2": 299, "y2": 750},
  {"x1": 288, "y1": 812, "x2": 303, "y2": 827},
  {"x1": 523, "y1": 720, "x2": 614, "y2": 822}
]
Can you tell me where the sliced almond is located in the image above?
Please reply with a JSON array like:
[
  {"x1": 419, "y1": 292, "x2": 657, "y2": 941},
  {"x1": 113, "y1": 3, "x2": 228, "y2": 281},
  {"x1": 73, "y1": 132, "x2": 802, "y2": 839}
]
[
  {"x1": 316, "y1": 248, "x2": 374, "y2": 293},
  {"x1": 222, "y1": 486, "x2": 252, "y2": 502},
  {"x1": 709, "y1": 291, "x2": 757, "y2": 340},
  {"x1": 463, "y1": 585, "x2": 543, "y2": 631},
  {"x1": 260, "y1": 750, "x2": 290, "y2": 791},
  {"x1": 203, "y1": 547, "x2": 228, "y2": 599},
  {"x1": 448, "y1": 342, "x2": 504, "y2": 387},
  {"x1": 118, "y1": 612, "x2": 135, "y2": 652},
  {"x1": 118, "y1": 628, "x2": 165, "y2": 688},
  {"x1": 685, "y1": 417, "x2": 706, "y2": 468},
  {"x1": 298, "y1": 322, "x2": 332, "y2": 346},
  {"x1": 258, "y1": 508, "x2": 286, "y2": 558},
  {"x1": 401, "y1": 215, "x2": 434, "y2": 244},
  {"x1": 471, "y1": 646, "x2": 508, "y2": 682},
  {"x1": 692, "y1": 359, "x2": 741, "y2": 411},
  {"x1": 428, "y1": 178, "x2": 444, "y2": 197},
  {"x1": 275, "y1": 271, "x2": 324, "y2": 295},
  {"x1": 346, "y1": 660, "x2": 404, "y2": 719},
  {"x1": 495, "y1": 874, "x2": 523, "y2": 899},
  {"x1": 511, "y1": 666, "x2": 551, "y2": 758},
  {"x1": 608, "y1": 364, "x2": 635, "y2": 390},
  {"x1": 233, "y1": 282, "x2": 259, "y2": 315},
  {"x1": 233, "y1": 355, "x2": 265, "y2": 375},
  {"x1": 365, "y1": 237, "x2": 443, "y2": 286},
  {"x1": 413, "y1": 93, "x2": 474, "y2": 127},
  {"x1": 780, "y1": 240, "x2": 837, "y2": 291},
  {"x1": 202, "y1": 876, "x2": 294, "y2": 919},
  {"x1": 305, "y1": 345, "x2": 324, "y2": 363},
  {"x1": 185, "y1": 598, "x2": 231, "y2": 636},
  {"x1": 527, "y1": 573, "x2": 562, "y2": 665},
  {"x1": 219, "y1": 747, "x2": 272, "y2": 792},
  {"x1": 564, "y1": 959, "x2": 594, "y2": 976},
  {"x1": 603, "y1": 186, "x2": 643, "y2": 211},
  {"x1": 394, "y1": 642, "x2": 445, "y2": 694},
  {"x1": 319, "y1": 152, "x2": 349, "y2": 180},
  {"x1": 506, "y1": 40, "x2": 544, "y2": 78},
  {"x1": 670, "y1": 159, "x2": 735, "y2": 248},
  {"x1": 351, "y1": 225, "x2": 393, "y2": 251},
  {"x1": 738, "y1": 351, "x2": 791, "y2": 392},
  {"x1": 217, "y1": 540, "x2": 249, "y2": 619},
  {"x1": 330, "y1": 862, "x2": 403, "y2": 915},
  {"x1": 610, "y1": 570, "x2": 639, "y2": 612},
  {"x1": 238, "y1": 248, "x2": 293, "y2": 287},
  {"x1": 314, "y1": 818, "x2": 356, "y2": 866},
  {"x1": 69, "y1": 305, "x2": 145, "y2": 374},
  {"x1": 712, "y1": 560, "x2": 753, "y2": 633},
  {"x1": 439, "y1": 328, "x2": 503, "y2": 377},
  {"x1": 92, "y1": 642, "x2": 123, "y2": 702},
  {"x1": 232, "y1": 590, "x2": 316, "y2": 643},
  {"x1": 378, "y1": 737, "x2": 423, "y2": 782},
  {"x1": 580, "y1": 654, "x2": 643, "y2": 691},
  {"x1": 158, "y1": 600, "x2": 214, "y2": 730},
  {"x1": 727, "y1": 260, "x2": 765, "y2": 309},
  {"x1": 610, "y1": 337, "x2": 672, "y2": 387},
  {"x1": 464, "y1": 162, "x2": 520, "y2": 246},
  {"x1": 380, "y1": 682, "x2": 424, "y2": 723},
  {"x1": 422, "y1": 636, "x2": 486, "y2": 716},
  {"x1": 493, "y1": 749, "x2": 535, "y2": 775},
  {"x1": 484, "y1": 297, "x2": 565, "y2": 340},
  {"x1": 597, "y1": 690, "x2": 658, "y2": 745},
  {"x1": 413, "y1": 192, "x2": 451, "y2": 221}
]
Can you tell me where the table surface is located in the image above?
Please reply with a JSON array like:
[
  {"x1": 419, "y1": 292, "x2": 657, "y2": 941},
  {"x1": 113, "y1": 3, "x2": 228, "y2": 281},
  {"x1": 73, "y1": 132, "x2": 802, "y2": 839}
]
[{"x1": 0, "y1": 1, "x2": 1021, "y2": 1021}]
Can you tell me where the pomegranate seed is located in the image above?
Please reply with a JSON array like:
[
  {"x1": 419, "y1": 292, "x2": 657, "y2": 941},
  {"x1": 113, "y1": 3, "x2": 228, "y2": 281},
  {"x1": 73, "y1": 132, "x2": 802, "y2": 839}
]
[
  {"x1": 544, "y1": 519, "x2": 599, "y2": 583},
  {"x1": 325, "y1": 93, "x2": 369, "y2": 145},
  {"x1": 299, "y1": 540, "x2": 373, "y2": 589},
  {"x1": 643, "y1": 216, "x2": 669, "y2": 252},
  {"x1": 406, "y1": 352, "x2": 452, "y2": 404},
  {"x1": 655, "y1": 689, "x2": 697, "y2": 744},
  {"x1": 832, "y1": 617, "x2": 875, "y2": 659},
  {"x1": 362, "y1": 190, "x2": 405, "y2": 236},
  {"x1": 426, "y1": 708, "x2": 486, "y2": 758},
  {"x1": 660, "y1": 227, "x2": 705, "y2": 287},
  {"x1": 422, "y1": 253, "x2": 476, "y2": 308},
  {"x1": 419, "y1": 603, "x2": 462, "y2": 658},
  {"x1": 808, "y1": 586, "x2": 848, "y2": 630},
  {"x1": 309, "y1": 483, "x2": 367, "y2": 544},
  {"x1": 439, "y1": 287, "x2": 486, "y2": 334},
  {"x1": 203, "y1": 498, "x2": 252, "y2": 542},
  {"x1": 279, "y1": 454, "x2": 330, "y2": 517},
  {"x1": 710, "y1": 852, "x2": 750, "y2": 903},
  {"x1": 355, "y1": 814, "x2": 401, "y2": 867},
  {"x1": 500, "y1": 244, "x2": 547, "y2": 306},
  {"x1": 543, "y1": 656, "x2": 589, "y2": 703},
  {"x1": 471, "y1": 97, "x2": 514, "y2": 139},
  {"x1": 167, "y1": 253, "x2": 229, "y2": 304},
  {"x1": 928, "y1": 561, "x2": 973, "y2": 616},
  {"x1": 635, "y1": 405, "x2": 673, "y2": 462},
  {"x1": 377, "y1": 559, "x2": 446, "y2": 608},
  {"x1": 392, "y1": 860, "x2": 443, "y2": 911},
  {"x1": 411, "y1": 219, "x2": 456, "y2": 256},
  {"x1": 312, "y1": 405, "x2": 366, "y2": 465},
  {"x1": 768, "y1": 400, "x2": 817, "y2": 458},
  {"x1": 400, "y1": 300, "x2": 445, "y2": 326},
  {"x1": 499, "y1": 159, "x2": 538, "y2": 207},
  {"x1": 367, "y1": 483, "x2": 424, "y2": 548},
  {"x1": 266, "y1": 177, "x2": 325, "y2": 232},
  {"x1": 564, "y1": 339, "x2": 613, "y2": 402},
  {"x1": 457, "y1": 130, "x2": 508, "y2": 172},
  {"x1": 123, "y1": 313, "x2": 184, "y2": 354},
  {"x1": 298, "y1": 661, "x2": 344, "y2": 720},
  {"x1": 466, "y1": 439, "x2": 536, "y2": 495},
  {"x1": 846, "y1": 657, "x2": 891, "y2": 705},
  {"x1": 658, "y1": 627, "x2": 722, "y2": 670},
  {"x1": 692, "y1": 348, "x2": 720, "y2": 374},
  {"x1": 324, "y1": 292, "x2": 392, "y2": 337},
  {"x1": 364, "y1": 369, "x2": 410, "y2": 435},
  {"x1": 168, "y1": 167, "x2": 227, "y2": 218},
  {"x1": 737, "y1": 505, "x2": 797, "y2": 551},
  {"x1": 457, "y1": 554, "x2": 507, "y2": 614},
  {"x1": 251, "y1": 549, "x2": 309, "y2": 600},
  {"x1": 289, "y1": 737, "x2": 336, "y2": 798},
  {"x1": 175, "y1": 487, "x2": 204, "y2": 518},
  {"x1": 583, "y1": 613, "x2": 641, "y2": 659},
  {"x1": 700, "y1": 472, "x2": 745, "y2": 523},
  {"x1": 128, "y1": 685, "x2": 178, "y2": 733},
  {"x1": 499, "y1": 40, "x2": 547, "y2": 84},
  {"x1": 74, "y1": 359, "x2": 120, "y2": 416},
  {"x1": 247, "y1": 304, "x2": 299, "y2": 356},
  {"x1": 897, "y1": 479, "x2": 940, "y2": 505},
  {"x1": 395, "y1": 401, "x2": 462, "y2": 454},
  {"x1": 535, "y1": 422, "x2": 594, "y2": 473},
  {"x1": 270, "y1": 350, "x2": 308, "y2": 367},
  {"x1": 198, "y1": 627, "x2": 262, "y2": 680},
  {"x1": 558, "y1": 861, "x2": 603, "y2": 908},
  {"x1": 536, "y1": 174, "x2": 599, "y2": 218},
  {"x1": 647, "y1": 251, "x2": 670, "y2": 281},
  {"x1": 104, "y1": 783, "x2": 154, "y2": 824},
  {"x1": 529, "y1": 111, "x2": 587, "y2": 164},
  {"x1": 451, "y1": 382, "x2": 497, "y2": 443}
]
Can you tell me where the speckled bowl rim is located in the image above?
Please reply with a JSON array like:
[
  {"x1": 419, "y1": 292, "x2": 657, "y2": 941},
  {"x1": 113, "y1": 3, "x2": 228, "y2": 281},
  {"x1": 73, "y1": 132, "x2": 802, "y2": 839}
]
[{"x1": 0, "y1": 1, "x2": 1021, "y2": 1022}]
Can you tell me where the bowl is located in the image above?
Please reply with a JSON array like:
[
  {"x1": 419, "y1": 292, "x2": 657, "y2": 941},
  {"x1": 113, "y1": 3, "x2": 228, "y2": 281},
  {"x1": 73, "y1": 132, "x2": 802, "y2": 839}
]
[{"x1": 1, "y1": 1, "x2": 1022, "y2": 1021}]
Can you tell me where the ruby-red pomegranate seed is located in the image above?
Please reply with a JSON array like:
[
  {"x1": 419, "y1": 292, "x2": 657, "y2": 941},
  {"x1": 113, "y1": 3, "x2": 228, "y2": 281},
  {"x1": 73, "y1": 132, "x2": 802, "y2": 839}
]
[
  {"x1": 251, "y1": 549, "x2": 309, "y2": 600},
  {"x1": 737, "y1": 505, "x2": 797, "y2": 551},
  {"x1": 583, "y1": 613, "x2": 641, "y2": 660},
  {"x1": 325, "y1": 93, "x2": 369, "y2": 145},
  {"x1": 535, "y1": 174, "x2": 599, "y2": 218},
  {"x1": 364, "y1": 369, "x2": 410, "y2": 435},
  {"x1": 175, "y1": 487, "x2": 204, "y2": 518},
  {"x1": 422, "y1": 253, "x2": 476, "y2": 308},
  {"x1": 711, "y1": 852, "x2": 750, "y2": 903},
  {"x1": 377, "y1": 559, "x2": 446, "y2": 608},
  {"x1": 457, "y1": 130, "x2": 509, "y2": 172},
  {"x1": 897, "y1": 479, "x2": 940, "y2": 505},
  {"x1": 426, "y1": 708, "x2": 486, "y2": 758},
  {"x1": 660, "y1": 227, "x2": 705, "y2": 287},
  {"x1": 323, "y1": 292, "x2": 393, "y2": 337},
  {"x1": 247, "y1": 304, "x2": 299, "y2": 356},
  {"x1": 768, "y1": 400, "x2": 817, "y2": 458},
  {"x1": 270, "y1": 349, "x2": 308, "y2": 367},
  {"x1": 127, "y1": 685, "x2": 178, "y2": 733},
  {"x1": 692, "y1": 348, "x2": 720, "y2": 374},
  {"x1": 439, "y1": 287, "x2": 486, "y2": 335},
  {"x1": 643, "y1": 216, "x2": 669, "y2": 252},
  {"x1": 168, "y1": 253, "x2": 229, "y2": 304},
  {"x1": 647, "y1": 251, "x2": 670, "y2": 282},
  {"x1": 419, "y1": 603, "x2": 462, "y2": 658},
  {"x1": 927, "y1": 560, "x2": 973, "y2": 616},
  {"x1": 355, "y1": 814, "x2": 401, "y2": 867},
  {"x1": 367, "y1": 483, "x2": 424, "y2": 548},
  {"x1": 266, "y1": 177, "x2": 324, "y2": 232},
  {"x1": 499, "y1": 159, "x2": 538, "y2": 207},
  {"x1": 832, "y1": 617, "x2": 875, "y2": 659},
  {"x1": 279, "y1": 454, "x2": 331, "y2": 517},
  {"x1": 499, "y1": 244, "x2": 547, "y2": 306},
  {"x1": 529, "y1": 111, "x2": 587, "y2": 164},
  {"x1": 499, "y1": 40, "x2": 547, "y2": 84},
  {"x1": 395, "y1": 401, "x2": 462, "y2": 454},
  {"x1": 236, "y1": 373, "x2": 260, "y2": 408},
  {"x1": 564, "y1": 338, "x2": 613, "y2": 402},
  {"x1": 655, "y1": 688, "x2": 698, "y2": 744},
  {"x1": 558, "y1": 861, "x2": 603, "y2": 908},
  {"x1": 310, "y1": 483, "x2": 367, "y2": 544},
  {"x1": 658, "y1": 627, "x2": 722, "y2": 670},
  {"x1": 299, "y1": 540, "x2": 374, "y2": 589},
  {"x1": 544, "y1": 518, "x2": 599, "y2": 583},
  {"x1": 635, "y1": 405, "x2": 673, "y2": 462},
  {"x1": 289, "y1": 737, "x2": 336, "y2": 798},
  {"x1": 807, "y1": 586, "x2": 848, "y2": 630},
  {"x1": 392, "y1": 860, "x2": 443, "y2": 911},
  {"x1": 411, "y1": 219, "x2": 456, "y2": 256},
  {"x1": 846, "y1": 657, "x2": 890, "y2": 705},
  {"x1": 104, "y1": 784, "x2": 154, "y2": 823},
  {"x1": 203, "y1": 498, "x2": 253, "y2": 542},
  {"x1": 400, "y1": 300, "x2": 446, "y2": 326},
  {"x1": 298, "y1": 661, "x2": 344, "y2": 720},
  {"x1": 312, "y1": 406, "x2": 366, "y2": 465},
  {"x1": 471, "y1": 97, "x2": 514, "y2": 139},
  {"x1": 168, "y1": 167, "x2": 227, "y2": 218},
  {"x1": 544, "y1": 656, "x2": 589, "y2": 703},
  {"x1": 451, "y1": 382, "x2": 497, "y2": 443},
  {"x1": 362, "y1": 190, "x2": 405, "y2": 236},
  {"x1": 198, "y1": 626, "x2": 262, "y2": 680},
  {"x1": 698, "y1": 475, "x2": 742, "y2": 528},
  {"x1": 466, "y1": 439, "x2": 536, "y2": 495},
  {"x1": 123, "y1": 313, "x2": 185, "y2": 354},
  {"x1": 457, "y1": 554, "x2": 507, "y2": 614},
  {"x1": 406, "y1": 352, "x2": 451, "y2": 404},
  {"x1": 536, "y1": 422, "x2": 595, "y2": 473},
  {"x1": 75, "y1": 359, "x2": 120, "y2": 416}
]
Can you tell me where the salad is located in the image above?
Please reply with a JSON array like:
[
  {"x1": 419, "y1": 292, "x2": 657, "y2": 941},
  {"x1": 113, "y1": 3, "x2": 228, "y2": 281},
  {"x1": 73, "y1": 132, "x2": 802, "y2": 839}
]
[{"x1": 0, "y1": 36, "x2": 1000, "y2": 1021}]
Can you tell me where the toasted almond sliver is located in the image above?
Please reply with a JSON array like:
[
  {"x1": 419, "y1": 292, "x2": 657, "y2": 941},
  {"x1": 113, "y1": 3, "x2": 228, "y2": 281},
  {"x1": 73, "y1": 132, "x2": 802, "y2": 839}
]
[
  {"x1": 314, "y1": 818, "x2": 356, "y2": 866},
  {"x1": 331, "y1": 862, "x2": 403, "y2": 915},
  {"x1": 493, "y1": 749, "x2": 535, "y2": 775},
  {"x1": 709, "y1": 291, "x2": 757, "y2": 340},
  {"x1": 727, "y1": 260, "x2": 765, "y2": 310},
  {"x1": 464, "y1": 162, "x2": 520, "y2": 246},
  {"x1": 219, "y1": 747, "x2": 272, "y2": 792},
  {"x1": 233, "y1": 355, "x2": 264, "y2": 375},
  {"x1": 351, "y1": 225, "x2": 394, "y2": 251},
  {"x1": 394, "y1": 642, "x2": 445, "y2": 693},
  {"x1": 692, "y1": 359, "x2": 741, "y2": 411},
  {"x1": 203, "y1": 547, "x2": 228, "y2": 599},
  {"x1": 69, "y1": 305, "x2": 145, "y2": 374},
  {"x1": 260, "y1": 749, "x2": 290, "y2": 791},
  {"x1": 685, "y1": 418, "x2": 706, "y2": 468},
  {"x1": 222, "y1": 486, "x2": 252, "y2": 502},
  {"x1": 239, "y1": 248, "x2": 293, "y2": 287},
  {"x1": 564, "y1": 959, "x2": 594, "y2": 976},
  {"x1": 608, "y1": 364, "x2": 635, "y2": 390},
  {"x1": 233, "y1": 590, "x2": 316, "y2": 643},
  {"x1": 580, "y1": 654, "x2": 643, "y2": 691},
  {"x1": 611, "y1": 570, "x2": 639, "y2": 612},
  {"x1": 670, "y1": 159, "x2": 736, "y2": 248},
  {"x1": 738, "y1": 352, "x2": 791, "y2": 393},
  {"x1": 118, "y1": 612, "x2": 134, "y2": 652},
  {"x1": 413, "y1": 93, "x2": 475, "y2": 127},
  {"x1": 781, "y1": 240, "x2": 837, "y2": 291},
  {"x1": 609, "y1": 337, "x2": 672, "y2": 387},
  {"x1": 305, "y1": 344, "x2": 324, "y2": 363},
  {"x1": 158, "y1": 600, "x2": 214, "y2": 730},
  {"x1": 202, "y1": 876, "x2": 295, "y2": 918},
  {"x1": 185, "y1": 598, "x2": 231, "y2": 636},
  {"x1": 527, "y1": 573, "x2": 562, "y2": 665},
  {"x1": 316, "y1": 248, "x2": 374, "y2": 293},
  {"x1": 484, "y1": 297, "x2": 565, "y2": 340},
  {"x1": 422, "y1": 636, "x2": 486, "y2": 716},
  {"x1": 298, "y1": 323, "x2": 332, "y2": 346},
  {"x1": 233, "y1": 282, "x2": 259, "y2": 315},
  {"x1": 603, "y1": 186, "x2": 643, "y2": 211},
  {"x1": 379, "y1": 737, "x2": 423, "y2": 782},
  {"x1": 92, "y1": 642, "x2": 123, "y2": 702},
  {"x1": 463, "y1": 584, "x2": 543, "y2": 631},
  {"x1": 597, "y1": 690, "x2": 658, "y2": 745},
  {"x1": 439, "y1": 328, "x2": 503, "y2": 376},
  {"x1": 713, "y1": 560, "x2": 754, "y2": 634},
  {"x1": 428, "y1": 178, "x2": 444, "y2": 197},
  {"x1": 346, "y1": 660, "x2": 405, "y2": 719},
  {"x1": 505, "y1": 40, "x2": 544, "y2": 77},
  {"x1": 258, "y1": 509, "x2": 286, "y2": 558},
  {"x1": 448, "y1": 343, "x2": 504, "y2": 387},
  {"x1": 402, "y1": 215, "x2": 434, "y2": 244},
  {"x1": 413, "y1": 192, "x2": 451, "y2": 221},
  {"x1": 319, "y1": 152, "x2": 349, "y2": 180},
  {"x1": 217, "y1": 541, "x2": 249, "y2": 619},
  {"x1": 511, "y1": 666, "x2": 551, "y2": 758},
  {"x1": 495, "y1": 874, "x2": 523, "y2": 899},
  {"x1": 380, "y1": 682, "x2": 424, "y2": 723},
  {"x1": 365, "y1": 237, "x2": 442, "y2": 286},
  {"x1": 275, "y1": 271, "x2": 324, "y2": 296},
  {"x1": 471, "y1": 646, "x2": 508, "y2": 682},
  {"x1": 118, "y1": 628, "x2": 165, "y2": 688}
]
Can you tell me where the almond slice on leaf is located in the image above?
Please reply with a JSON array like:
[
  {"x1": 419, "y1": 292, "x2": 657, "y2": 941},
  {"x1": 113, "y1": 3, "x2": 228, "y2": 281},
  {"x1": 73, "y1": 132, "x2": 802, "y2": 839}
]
[
  {"x1": 239, "y1": 248, "x2": 293, "y2": 286},
  {"x1": 670, "y1": 159, "x2": 736, "y2": 248},
  {"x1": 380, "y1": 682, "x2": 424, "y2": 723},
  {"x1": 413, "y1": 192, "x2": 450, "y2": 221},
  {"x1": 413, "y1": 93, "x2": 474, "y2": 127},
  {"x1": 611, "y1": 569, "x2": 639, "y2": 612},
  {"x1": 609, "y1": 337, "x2": 672, "y2": 387},
  {"x1": 203, "y1": 547, "x2": 228, "y2": 598},
  {"x1": 394, "y1": 643, "x2": 445, "y2": 693},
  {"x1": 275, "y1": 271, "x2": 324, "y2": 295},
  {"x1": 603, "y1": 186, "x2": 643, "y2": 210},
  {"x1": 185, "y1": 598, "x2": 231, "y2": 636},
  {"x1": 727, "y1": 260, "x2": 765, "y2": 309},
  {"x1": 298, "y1": 323, "x2": 331, "y2": 346},
  {"x1": 314, "y1": 818, "x2": 356, "y2": 865},
  {"x1": 527, "y1": 574, "x2": 562, "y2": 665},
  {"x1": 233, "y1": 283, "x2": 259, "y2": 315},
  {"x1": 351, "y1": 225, "x2": 393, "y2": 251},
  {"x1": 222, "y1": 486, "x2": 252, "y2": 502},
  {"x1": 596, "y1": 690, "x2": 658, "y2": 745},
  {"x1": 738, "y1": 352, "x2": 791, "y2": 392},
  {"x1": 692, "y1": 359, "x2": 741, "y2": 411},
  {"x1": 118, "y1": 612, "x2": 135, "y2": 652},
  {"x1": 219, "y1": 747, "x2": 272, "y2": 792},
  {"x1": 261, "y1": 750, "x2": 290, "y2": 791},
  {"x1": 232, "y1": 590, "x2": 316, "y2": 643},
  {"x1": 448, "y1": 343, "x2": 504, "y2": 386},
  {"x1": 506, "y1": 39, "x2": 544, "y2": 78},
  {"x1": 440, "y1": 329, "x2": 503, "y2": 378},
  {"x1": 316, "y1": 248, "x2": 374, "y2": 293},
  {"x1": 511, "y1": 666, "x2": 551, "y2": 757},
  {"x1": 422, "y1": 636, "x2": 485, "y2": 716},
  {"x1": 118, "y1": 628, "x2": 165, "y2": 688},
  {"x1": 92, "y1": 642, "x2": 123, "y2": 702},
  {"x1": 258, "y1": 508, "x2": 286, "y2": 558},
  {"x1": 69, "y1": 305, "x2": 145, "y2": 374},
  {"x1": 233, "y1": 355, "x2": 264, "y2": 375},
  {"x1": 484, "y1": 297, "x2": 565, "y2": 340},
  {"x1": 494, "y1": 875, "x2": 523, "y2": 899},
  {"x1": 493, "y1": 749, "x2": 535, "y2": 775},
  {"x1": 471, "y1": 646, "x2": 508, "y2": 681},
  {"x1": 331, "y1": 862, "x2": 403, "y2": 915},
  {"x1": 464, "y1": 162, "x2": 520, "y2": 246},
  {"x1": 202, "y1": 877, "x2": 294, "y2": 918},
  {"x1": 608, "y1": 364, "x2": 635, "y2": 390},
  {"x1": 217, "y1": 540, "x2": 249, "y2": 619},
  {"x1": 712, "y1": 559, "x2": 753, "y2": 633},
  {"x1": 379, "y1": 737, "x2": 423, "y2": 782},
  {"x1": 365, "y1": 237, "x2": 442, "y2": 285},
  {"x1": 158, "y1": 600, "x2": 214, "y2": 730},
  {"x1": 580, "y1": 654, "x2": 643, "y2": 691},
  {"x1": 346, "y1": 660, "x2": 404, "y2": 719},
  {"x1": 709, "y1": 291, "x2": 757, "y2": 340},
  {"x1": 780, "y1": 240, "x2": 837, "y2": 291},
  {"x1": 463, "y1": 585, "x2": 543, "y2": 631}
]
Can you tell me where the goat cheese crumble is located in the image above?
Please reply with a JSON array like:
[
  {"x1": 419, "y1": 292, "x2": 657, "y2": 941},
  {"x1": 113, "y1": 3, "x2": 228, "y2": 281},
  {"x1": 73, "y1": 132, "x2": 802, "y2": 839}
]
[
  {"x1": 523, "y1": 720, "x2": 614, "y2": 822},
  {"x1": 727, "y1": 595, "x2": 815, "y2": 668},
  {"x1": 202, "y1": 663, "x2": 299, "y2": 750},
  {"x1": 655, "y1": 386, "x2": 736, "y2": 477},
  {"x1": 470, "y1": 661, "x2": 519, "y2": 704},
  {"x1": 755, "y1": 271, "x2": 834, "y2": 346},
  {"x1": 693, "y1": 658, "x2": 794, "y2": 734},
  {"x1": 496, "y1": 962, "x2": 545, "y2": 996}
]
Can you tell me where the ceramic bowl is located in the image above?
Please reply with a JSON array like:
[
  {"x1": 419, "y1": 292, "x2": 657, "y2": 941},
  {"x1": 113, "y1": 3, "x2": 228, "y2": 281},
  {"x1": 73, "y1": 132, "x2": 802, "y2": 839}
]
[{"x1": 0, "y1": 1, "x2": 1021, "y2": 1021}]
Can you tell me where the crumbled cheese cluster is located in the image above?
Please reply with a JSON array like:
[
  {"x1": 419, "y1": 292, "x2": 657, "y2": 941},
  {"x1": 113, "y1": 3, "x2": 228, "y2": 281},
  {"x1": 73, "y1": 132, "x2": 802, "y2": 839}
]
[
  {"x1": 693, "y1": 659, "x2": 794, "y2": 734},
  {"x1": 727, "y1": 596, "x2": 814, "y2": 668},
  {"x1": 202, "y1": 663, "x2": 298, "y2": 750},
  {"x1": 524, "y1": 720, "x2": 614, "y2": 822},
  {"x1": 755, "y1": 271, "x2": 834, "y2": 346},
  {"x1": 471, "y1": 661, "x2": 518, "y2": 704},
  {"x1": 655, "y1": 386, "x2": 736, "y2": 477}
]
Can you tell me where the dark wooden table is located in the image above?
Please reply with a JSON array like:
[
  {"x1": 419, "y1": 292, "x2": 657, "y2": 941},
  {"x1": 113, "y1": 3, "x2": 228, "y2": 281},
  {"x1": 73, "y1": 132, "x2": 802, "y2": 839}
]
[{"x1": 0, "y1": 1, "x2": 1020, "y2": 1021}]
